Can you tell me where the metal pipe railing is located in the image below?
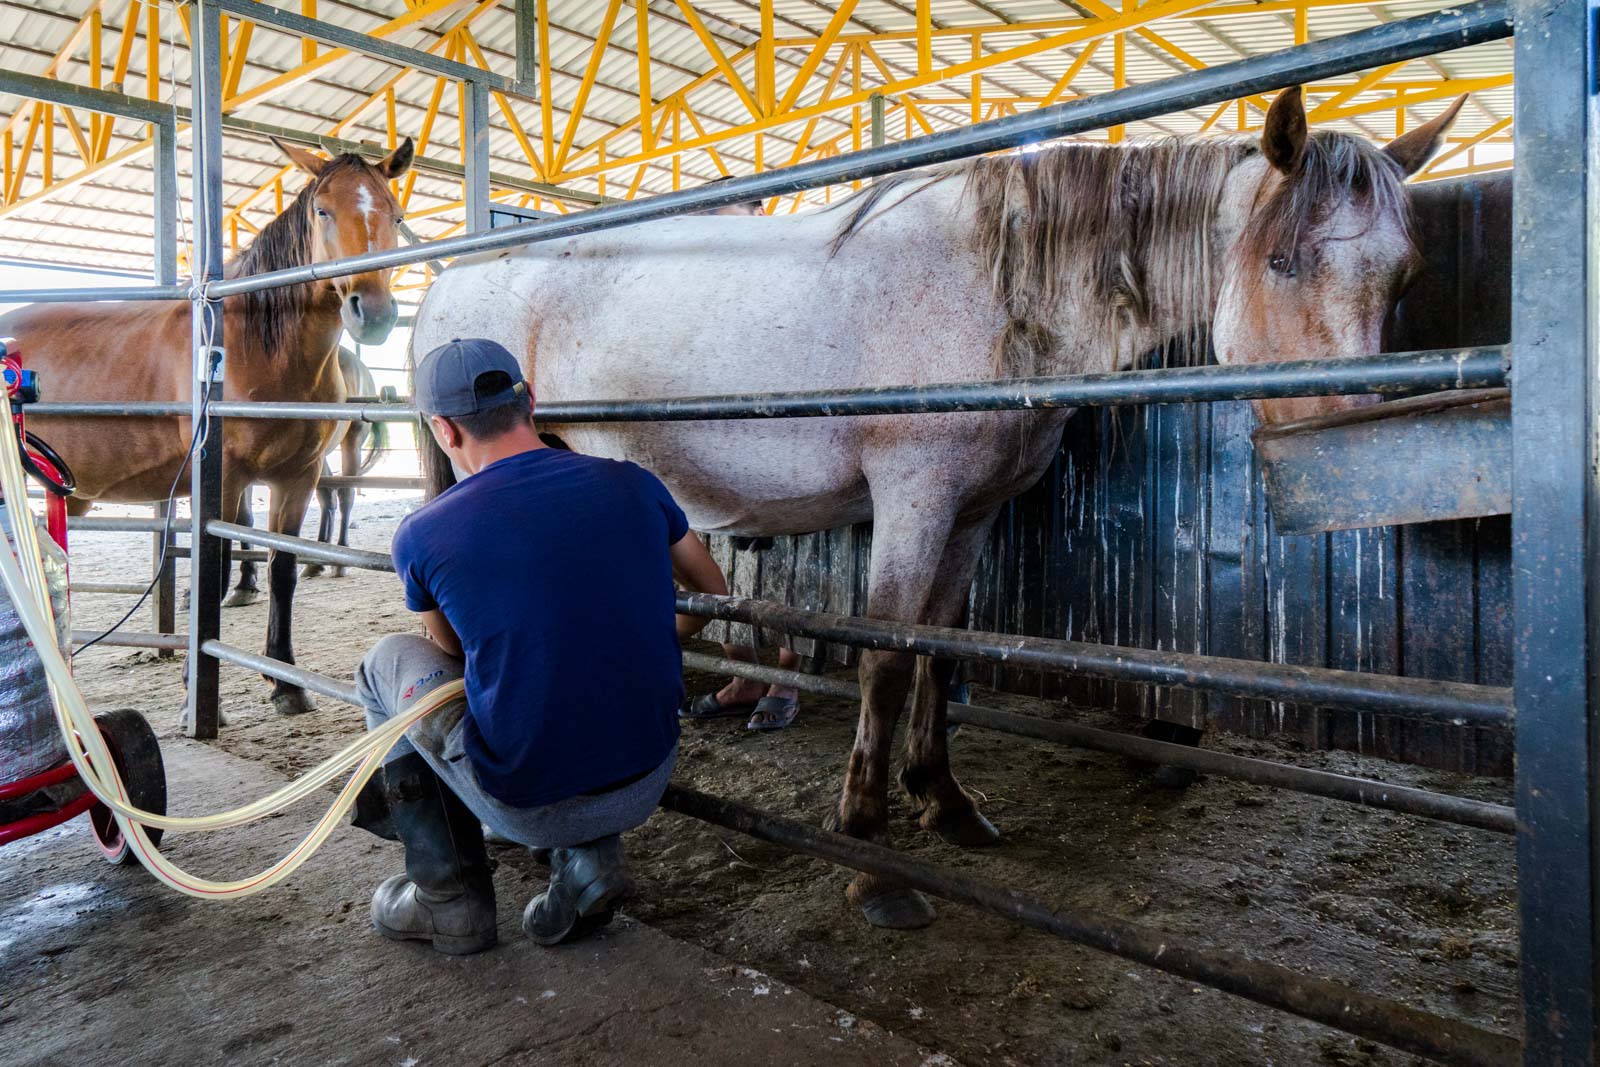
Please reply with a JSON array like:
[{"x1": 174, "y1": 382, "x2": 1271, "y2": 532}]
[
  {"x1": 678, "y1": 594, "x2": 1513, "y2": 728},
  {"x1": 206, "y1": 520, "x2": 394, "y2": 572},
  {"x1": 661, "y1": 786, "x2": 1518, "y2": 1067},
  {"x1": 68, "y1": 515, "x2": 189, "y2": 534},
  {"x1": 0, "y1": 284, "x2": 188, "y2": 304},
  {"x1": 203, "y1": 640, "x2": 361, "y2": 704},
  {"x1": 679, "y1": 652, "x2": 1515, "y2": 833},
  {"x1": 201, "y1": 1, "x2": 1512, "y2": 298},
  {"x1": 28, "y1": 347, "x2": 1508, "y2": 423},
  {"x1": 70, "y1": 629, "x2": 186, "y2": 651}
]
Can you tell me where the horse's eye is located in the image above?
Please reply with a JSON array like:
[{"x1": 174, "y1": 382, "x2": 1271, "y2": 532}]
[
  {"x1": 394, "y1": 215, "x2": 405, "y2": 226},
  {"x1": 315, "y1": 207, "x2": 331, "y2": 220},
  {"x1": 1268, "y1": 253, "x2": 1295, "y2": 277}
]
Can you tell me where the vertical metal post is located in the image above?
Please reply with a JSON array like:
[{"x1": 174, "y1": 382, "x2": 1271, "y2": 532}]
[
  {"x1": 462, "y1": 79, "x2": 491, "y2": 232},
  {"x1": 150, "y1": 500, "x2": 175, "y2": 656},
  {"x1": 186, "y1": 0, "x2": 227, "y2": 740},
  {"x1": 152, "y1": 116, "x2": 177, "y2": 287},
  {"x1": 515, "y1": 0, "x2": 536, "y2": 87},
  {"x1": 1512, "y1": 0, "x2": 1600, "y2": 1062},
  {"x1": 870, "y1": 92, "x2": 886, "y2": 148}
]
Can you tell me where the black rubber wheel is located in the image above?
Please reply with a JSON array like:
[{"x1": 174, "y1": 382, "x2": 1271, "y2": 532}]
[{"x1": 87, "y1": 708, "x2": 167, "y2": 866}]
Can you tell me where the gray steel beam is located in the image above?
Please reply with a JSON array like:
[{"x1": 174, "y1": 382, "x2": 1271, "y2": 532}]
[
  {"x1": 515, "y1": 0, "x2": 537, "y2": 87},
  {"x1": 1510, "y1": 0, "x2": 1600, "y2": 1062},
  {"x1": 186, "y1": 0, "x2": 227, "y2": 742},
  {"x1": 152, "y1": 117, "x2": 178, "y2": 286},
  {"x1": 208, "y1": 0, "x2": 530, "y2": 99},
  {"x1": 201, "y1": 1, "x2": 1514, "y2": 296},
  {"x1": 0, "y1": 66, "x2": 175, "y2": 122},
  {"x1": 462, "y1": 80, "x2": 492, "y2": 232}
]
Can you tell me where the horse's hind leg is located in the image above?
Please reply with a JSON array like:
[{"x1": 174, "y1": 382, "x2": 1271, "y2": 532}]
[
  {"x1": 833, "y1": 495, "x2": 958, "y2": 930},
  {"x1": 303, "y1": 462, "x2": 334, "y2": 579},
  {"x1": 224, "y1": 485, "x2": 262, "y2": 607},
  {"x1": 332, "y1": 486, "x2": 354, "y2": 578},
  {"x1": 264, "y1": 477, "x2": 317, "y2": 716},
  {"x1": 900, "y1": 508, "x2": 1002, "y2": 848}
]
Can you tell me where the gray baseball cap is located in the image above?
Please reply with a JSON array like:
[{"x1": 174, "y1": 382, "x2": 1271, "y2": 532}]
[{"x1": 414, "y1": 338, "x2": 528, "y2": 418}]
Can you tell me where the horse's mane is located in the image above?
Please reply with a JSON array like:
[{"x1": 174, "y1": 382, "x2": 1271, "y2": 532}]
[
  {"x1": 829, "y1": 132, "x2": 1411, "y2": 376},
  {"x1": 224, "y1": 153, "x2": 373, "y2": 359}
]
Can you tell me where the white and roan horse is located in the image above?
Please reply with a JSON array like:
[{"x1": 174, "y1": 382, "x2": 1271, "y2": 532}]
[{"x1": 412, "y1": 88, "x2": 1461, "y2": 929}]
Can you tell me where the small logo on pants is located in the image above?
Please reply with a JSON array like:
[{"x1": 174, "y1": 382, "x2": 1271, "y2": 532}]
[{"x1": 402, "y1": 669, "x2": 446, "y2": 701}]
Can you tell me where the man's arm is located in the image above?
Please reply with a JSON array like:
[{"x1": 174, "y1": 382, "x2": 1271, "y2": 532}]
[
  {"x1": 668, "y1": 532, "x2": 728, "y2": 641},
  {"x1": 419, "y1": 608, "x2": 464, "y2": 658}
]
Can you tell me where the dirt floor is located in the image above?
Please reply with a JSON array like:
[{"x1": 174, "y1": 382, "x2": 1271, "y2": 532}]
[{"x1": 57, "y1": 490, "x2": 1521, "y2": 1067}]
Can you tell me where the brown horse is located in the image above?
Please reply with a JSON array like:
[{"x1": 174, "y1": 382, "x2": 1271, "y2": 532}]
[{"x1": 2, "y1": 137, "x2": 413, "y2": 719}]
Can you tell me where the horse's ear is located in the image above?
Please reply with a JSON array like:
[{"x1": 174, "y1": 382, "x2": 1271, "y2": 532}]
[
  {"x1": 1261, "y1": 86, "x2": 1307, "y2": 175},
  {"x1": 271, "y1": 136, "x2": 329, "y2": 177},
  {"x1": 1383, "y1": 96, "x2": 1466, "y2": 177},
  {"x1": 379, "y1": 137, "x2": 415, "y2": 180}
]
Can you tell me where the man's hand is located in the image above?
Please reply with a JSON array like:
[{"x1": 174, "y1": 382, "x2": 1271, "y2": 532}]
[
  {"x1": 669, "y1": 532, "x2": 729, "y2": 641},
  {"x1": 419, "y1": 609, "x2": 464, "y2": 658}
]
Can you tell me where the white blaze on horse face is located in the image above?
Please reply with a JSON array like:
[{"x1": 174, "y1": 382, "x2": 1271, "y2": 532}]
[{"x1": 355, "y1": 184, "x2": 378, "y2": 253}]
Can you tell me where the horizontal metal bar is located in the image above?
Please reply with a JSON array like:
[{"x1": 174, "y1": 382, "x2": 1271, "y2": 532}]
[
  {"x1": 202, "y1": 1, "x2": 1513, "y2": 296},
  {"x1": 67, "y1": 515, "x2": 189, "y2": 534},
  {"x1": 71, "y1": 582, "x2": 151, "y2": 596},
  {"x1": 677, "y1": 594, "x2": 1513, "y2": 728},
  {"x1": 70, "y1": 629, "x2": 186, "y2": 651},
  {"x1": 166, "y1": 545, "x2": 270, "y2": 564},
  {"x1": 208, "y1": 0, "x2": 527, "y2": 99},
  {"x1": 661, "y1": 786, "x2": 1518, "y2": 1067},
  {"x1": 27, "y1": 348, "x2": 1509, "y2": 423},
  {"x1": 316, "y1": 475, "x2": 423, "y2": 491},
  {"x1": 0, "y1": 285, "x2": 189, "y2": 304},
  {"x1": 206, "y1": 520, "x2": 395, "y2": 571},
  {"x1": 0, "y1": 66, "x2": 176, "y2": 123},
  {"x1": 680, "y1": 652, "x2": 1515, "y2": 833},
  {"x1": 202, "y1": 639, "x2": 360, "y2": 705}
]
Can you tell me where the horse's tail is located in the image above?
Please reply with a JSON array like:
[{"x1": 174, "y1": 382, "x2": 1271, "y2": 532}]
[
  {"x1": 409, "y1": 332, "x2": 456, "y2": 500},
  {"x1": 357, "y1": 418, "x2": 387, "y2": 476}
]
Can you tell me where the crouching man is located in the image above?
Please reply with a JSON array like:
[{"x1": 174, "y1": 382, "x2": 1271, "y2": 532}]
[{"x1": 352, "y1": 337, "x2": 726, "y2": 954}]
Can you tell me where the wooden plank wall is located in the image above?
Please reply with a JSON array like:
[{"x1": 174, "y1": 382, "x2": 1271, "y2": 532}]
[{"x1": 704, "y1": 173, "x2": 1513, "y2": 775}]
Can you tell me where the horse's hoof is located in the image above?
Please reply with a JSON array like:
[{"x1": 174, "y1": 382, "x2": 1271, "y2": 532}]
[
  {"x1": 301, "y1": 563, "x2": 326, "y2": 579},
  {"x1": 222, "y1": 587, "x2": 261, "y2": 609},
  {"x1": 332, "y1": 566, "x2": 347, "y2": 579},
  {"x1": 272, "y1": 690, "x2": 316, "y2": 716},
  {"x1": 853, "y1": 883, "x2": 936, "y2": 930},
  {"x1": 927, "y1": 808, "x2": 1002, "y2": 849}
]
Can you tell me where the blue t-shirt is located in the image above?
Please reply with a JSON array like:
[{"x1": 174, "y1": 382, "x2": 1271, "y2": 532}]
[{"x1": 391, "y1": 448, "x2": 688, "y2": 808}]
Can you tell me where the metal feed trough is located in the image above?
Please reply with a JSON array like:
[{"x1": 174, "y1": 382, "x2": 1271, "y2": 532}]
[
  {"x1": 10, "y1": 1, "x2": 1600, "y2": 1064},
  {"x1": 1254, "y1": 387, "x2": 1512, "y2": 535}
]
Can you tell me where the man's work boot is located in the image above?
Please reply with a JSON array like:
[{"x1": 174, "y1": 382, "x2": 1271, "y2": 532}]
[
  {"x1": 355, "y1": 752, "x2": 498, "y2": 955},
  {"x1": 522, "y1": 835, "x2": 635, "y2": 946}
]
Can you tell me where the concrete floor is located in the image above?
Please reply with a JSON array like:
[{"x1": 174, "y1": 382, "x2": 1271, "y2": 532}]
[{"x1": 0, "y1": 740, "x2": 936, "y2": 1067}]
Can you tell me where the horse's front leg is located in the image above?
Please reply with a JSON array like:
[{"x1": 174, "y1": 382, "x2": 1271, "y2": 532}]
[
  {"x1": 303, "y1": 461, "x2": 334, "y2": 579},
  {"x1": 832, "y1": 492, "x2": 958, "y2": 930},
  {"x1": 900, "y1": 508, "x2": 1002, "y2": 847},
  {"x1": 264, "y1": 475, "x2": 317, "y2": 716}
]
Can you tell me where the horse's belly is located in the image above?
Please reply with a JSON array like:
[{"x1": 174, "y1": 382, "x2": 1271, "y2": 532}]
[{"x1": 554, "y1": 420, "x2": 872, "y2": 536}]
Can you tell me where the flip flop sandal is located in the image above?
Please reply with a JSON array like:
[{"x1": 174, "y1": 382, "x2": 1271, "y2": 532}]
[
  {"x1": 746, "y1": 696, "x2": 800, "y2": 731},
  {"x1": 680, "y1": 692, "x2": 758, "y2": 720}
]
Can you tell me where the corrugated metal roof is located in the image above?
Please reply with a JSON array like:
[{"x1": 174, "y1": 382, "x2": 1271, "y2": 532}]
[{"x1": 0, "y1": 0, "x2": 1514, "y2": 278}]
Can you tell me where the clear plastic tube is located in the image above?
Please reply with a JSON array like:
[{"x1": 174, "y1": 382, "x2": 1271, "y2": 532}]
[{"x1": 0, "y1": 389, "x2": 464, "y2": 897}]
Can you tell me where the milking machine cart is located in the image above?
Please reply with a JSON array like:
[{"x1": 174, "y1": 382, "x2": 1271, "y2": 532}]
[{"x1": 0, "y1": 336, "x2": 167, "y2": 864}]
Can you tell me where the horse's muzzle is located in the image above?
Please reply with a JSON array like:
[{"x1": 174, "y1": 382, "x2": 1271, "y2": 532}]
[{"x1": 342, "y1": 291, "x2": 398, "y2": 345}]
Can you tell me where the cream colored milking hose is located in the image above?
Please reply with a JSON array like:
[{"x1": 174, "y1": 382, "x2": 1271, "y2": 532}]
[{"x1": 0, "y1": 389, "x2": 464, "y2": 898}]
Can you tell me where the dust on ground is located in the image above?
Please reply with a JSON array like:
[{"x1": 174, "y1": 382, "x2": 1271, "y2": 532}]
[{"x1": 62, "y1": 492, "x2": 1519, "y2": 1067}]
